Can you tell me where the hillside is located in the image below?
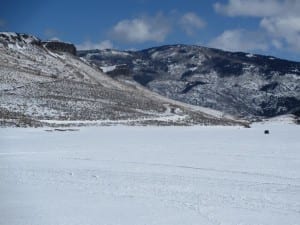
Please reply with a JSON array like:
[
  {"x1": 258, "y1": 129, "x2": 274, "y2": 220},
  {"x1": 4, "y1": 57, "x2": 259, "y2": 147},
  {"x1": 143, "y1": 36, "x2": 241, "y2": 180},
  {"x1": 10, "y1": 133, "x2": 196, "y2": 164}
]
[
  {"x1": 0, "y1": 33, "x2": 242, "y2": 127},
  {"x1": 79, "y1": 45, "x2": 300, "y2": 119}
]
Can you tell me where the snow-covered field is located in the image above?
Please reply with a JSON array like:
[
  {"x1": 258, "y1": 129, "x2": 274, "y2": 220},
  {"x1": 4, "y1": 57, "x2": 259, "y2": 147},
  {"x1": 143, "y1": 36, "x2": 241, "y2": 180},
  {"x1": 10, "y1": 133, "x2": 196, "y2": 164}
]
[{"x1": 0, "y1": 122, "x2": 300, "y2": 225}]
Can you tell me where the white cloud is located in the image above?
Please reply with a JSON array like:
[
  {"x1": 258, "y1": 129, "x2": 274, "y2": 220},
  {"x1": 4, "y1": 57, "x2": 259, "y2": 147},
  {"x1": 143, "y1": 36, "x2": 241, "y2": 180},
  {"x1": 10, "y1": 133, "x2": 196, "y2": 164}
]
[
  {"x1": 214, "y1": 0, "x2": 283, "y2": 17},
  {"x1": 77, "y1": 40, "x2": 114, "y2": 50},
  {"x1": 213, "y1": 0, "x2": 300, "y2": 53},
  {"x1": 110, "y1": 13, "x2": 171, "y2": 43},
  {"x1": 214, "y1": 0, "x2": 300, "y2": 17},
  {"x1": 209, "y1": 29, "x2": 268, "y2": 52},
  {"x1": 271, "y1": 39, "x2": 283, "y2": 49},
  {"x1": 179, "y1": 12, "x2": 205, "y2": 35},
  {"x1": 260, "y1": 16, "x2": 300, "y2": 51},
  {"x1": 260, "y1": 15, "x2": 300, "y2": 37}
]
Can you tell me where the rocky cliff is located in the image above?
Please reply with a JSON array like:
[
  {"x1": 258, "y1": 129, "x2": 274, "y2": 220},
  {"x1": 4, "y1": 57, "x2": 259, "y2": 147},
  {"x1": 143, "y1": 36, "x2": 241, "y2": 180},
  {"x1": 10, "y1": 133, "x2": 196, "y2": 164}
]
[{"x1": 43, "y1": 41, "x2": 76, "y2": 55}]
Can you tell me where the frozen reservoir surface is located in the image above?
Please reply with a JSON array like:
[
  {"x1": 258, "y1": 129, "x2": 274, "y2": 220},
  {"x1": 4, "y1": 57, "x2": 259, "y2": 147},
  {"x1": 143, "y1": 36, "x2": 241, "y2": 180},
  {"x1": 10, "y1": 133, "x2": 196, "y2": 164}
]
[{"x1": 0, "y1": 122, "x2": 300, "y2": 225}]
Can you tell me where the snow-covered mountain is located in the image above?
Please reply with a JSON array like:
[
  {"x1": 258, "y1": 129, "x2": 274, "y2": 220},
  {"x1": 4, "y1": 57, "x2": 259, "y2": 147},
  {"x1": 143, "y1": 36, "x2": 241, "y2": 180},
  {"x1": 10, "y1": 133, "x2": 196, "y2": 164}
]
[
  {"x1": 79, "y1": 45, "x2": 300, "y2": 119},
  {"x1": 0, "y1": 33, "x2": 243, "y2": 127}
]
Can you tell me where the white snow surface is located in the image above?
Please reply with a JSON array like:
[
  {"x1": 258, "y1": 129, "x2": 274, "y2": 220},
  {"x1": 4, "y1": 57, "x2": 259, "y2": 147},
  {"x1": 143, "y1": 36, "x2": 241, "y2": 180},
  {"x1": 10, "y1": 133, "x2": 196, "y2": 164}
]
[
  {"x1": 246, "y1": 53, "x2": 255, "y2": 58},
  {"x1": 0, "y1": 123, "x2": 300, "y2": 225},
  {"x1": 100, "y1": 65, "x2": 117, "y2": 73}
]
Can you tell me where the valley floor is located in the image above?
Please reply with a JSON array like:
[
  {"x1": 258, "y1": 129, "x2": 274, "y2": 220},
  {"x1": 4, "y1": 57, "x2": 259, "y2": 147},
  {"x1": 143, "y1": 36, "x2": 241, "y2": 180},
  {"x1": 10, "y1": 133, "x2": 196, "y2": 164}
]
[{"x1": 0, "y1": 122, "x2": 300, "y2": 225}]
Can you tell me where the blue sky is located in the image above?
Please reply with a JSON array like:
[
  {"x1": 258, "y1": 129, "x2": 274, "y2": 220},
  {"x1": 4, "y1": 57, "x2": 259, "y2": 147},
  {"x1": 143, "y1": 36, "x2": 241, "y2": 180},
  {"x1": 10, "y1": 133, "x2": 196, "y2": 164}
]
[{"x1": 0, "y1": 0, "x2": 299, "y2": 61}]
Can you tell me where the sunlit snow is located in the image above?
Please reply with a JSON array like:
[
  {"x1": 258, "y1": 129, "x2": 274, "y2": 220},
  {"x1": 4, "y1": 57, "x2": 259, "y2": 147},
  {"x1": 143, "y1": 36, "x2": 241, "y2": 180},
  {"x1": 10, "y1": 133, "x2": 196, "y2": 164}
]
[{"x1": 1, "y1": 121, "x2": 299, "y2": 225}]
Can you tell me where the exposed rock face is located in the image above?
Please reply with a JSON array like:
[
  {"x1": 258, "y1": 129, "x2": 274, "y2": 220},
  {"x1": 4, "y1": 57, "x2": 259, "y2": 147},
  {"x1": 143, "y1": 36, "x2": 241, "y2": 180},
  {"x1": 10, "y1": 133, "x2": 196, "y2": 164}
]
[
  {"x1": 0, "y1": 33, "x2": 77, "y2": 55},
  {"x1": 0, "y1": 32, "x2": 40, "y2": 47},
  {"x1": 79, "y1": 45, "x2": 300, "y2": 119},
  {"x1": 43, "y1": 41, "x2": 76, "y2": 55}
]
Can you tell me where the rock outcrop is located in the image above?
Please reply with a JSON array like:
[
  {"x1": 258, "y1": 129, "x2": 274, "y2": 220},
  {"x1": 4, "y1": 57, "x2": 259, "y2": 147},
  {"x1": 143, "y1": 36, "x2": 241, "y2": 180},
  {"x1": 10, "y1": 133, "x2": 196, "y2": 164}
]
[{"x1": 43, "y1": 41, "x2": 76, "y2": 55}]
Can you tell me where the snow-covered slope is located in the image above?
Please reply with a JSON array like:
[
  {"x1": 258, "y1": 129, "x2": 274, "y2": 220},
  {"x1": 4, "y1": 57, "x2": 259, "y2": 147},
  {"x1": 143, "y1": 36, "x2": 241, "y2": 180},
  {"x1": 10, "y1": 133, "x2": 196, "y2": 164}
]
[
  {"x1": 0, "y1": 33, "x2": 243, "y2": 127},
  {"x1": 79, "y1": 45, "x2": 300, "y2": 120}
]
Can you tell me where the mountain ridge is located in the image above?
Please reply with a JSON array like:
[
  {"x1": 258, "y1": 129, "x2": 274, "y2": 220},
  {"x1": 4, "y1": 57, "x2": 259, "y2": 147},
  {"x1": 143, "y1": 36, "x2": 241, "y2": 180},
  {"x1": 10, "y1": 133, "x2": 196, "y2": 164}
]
[
  {"x1": 0, "y1": 32, "x2": 245, "y2": 127},
  {"x1": 78, "y1": 44, "x2": 300, "y2": 119}
]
